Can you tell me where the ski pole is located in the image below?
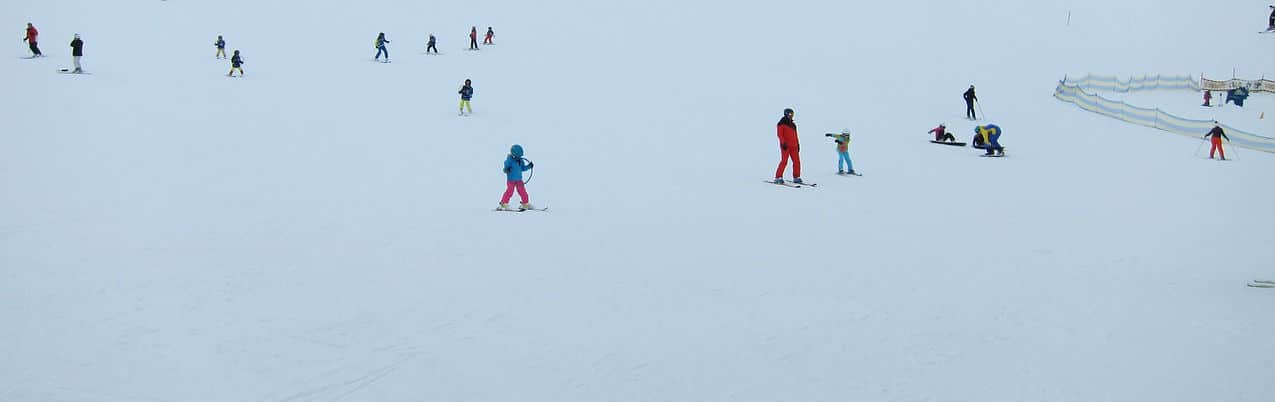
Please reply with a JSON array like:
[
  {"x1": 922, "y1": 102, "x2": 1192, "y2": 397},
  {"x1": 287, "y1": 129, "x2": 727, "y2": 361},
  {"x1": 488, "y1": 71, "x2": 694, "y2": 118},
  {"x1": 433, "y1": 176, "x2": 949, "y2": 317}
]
[
  {"x1": 976, "y1": 101, "x2": 987, "y2": 121},
  {"x1": 1227, "y1": 141, "x2": 1239, "y2": 161},
  {"x1": 523, "y1": 158, "x2": 535, "y2": 184},
  {"x1": 1193, "y1": 136, "x2": 1207, "y2": 158}
]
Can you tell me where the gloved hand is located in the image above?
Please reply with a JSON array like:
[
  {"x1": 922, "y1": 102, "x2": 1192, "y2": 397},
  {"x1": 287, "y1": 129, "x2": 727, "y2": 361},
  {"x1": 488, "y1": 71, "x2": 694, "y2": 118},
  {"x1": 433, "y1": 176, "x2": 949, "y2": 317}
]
[
  {"x1": 780, "y1": 144, "x2": 787, "y2": 150},
  {"x1": 526, "y1": 162, "x2": 534, "y2": 169},
  {"x1": 503, "y1": 167, "x2": 510, "y2": 174}
]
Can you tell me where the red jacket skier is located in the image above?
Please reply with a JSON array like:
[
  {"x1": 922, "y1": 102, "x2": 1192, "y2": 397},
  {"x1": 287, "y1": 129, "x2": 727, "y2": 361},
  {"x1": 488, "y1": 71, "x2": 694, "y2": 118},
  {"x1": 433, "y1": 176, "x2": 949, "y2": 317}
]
[
  {"x1": 22, "y1": 23, "x2": 41, "y2": 57},
  {"x1": 773, "y1": 108, "x2": 802, "y2": 184}
]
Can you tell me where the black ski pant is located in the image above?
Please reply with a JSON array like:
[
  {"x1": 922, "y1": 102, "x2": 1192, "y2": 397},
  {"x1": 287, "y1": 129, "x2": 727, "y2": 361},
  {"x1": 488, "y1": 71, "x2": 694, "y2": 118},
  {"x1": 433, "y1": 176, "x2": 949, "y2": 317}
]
[
  {"x1": 470, "y1": 38, "x2": 478, "y2": 49},
  {"x1": 28, "y1": 42, "x2": 41, "y2": 56},
  {"x1": 965, "y1": 100, "x2": 976, "y2": 119},
  {"x1": 427, "y1": 44, "x2": 437, "y2": 53}
]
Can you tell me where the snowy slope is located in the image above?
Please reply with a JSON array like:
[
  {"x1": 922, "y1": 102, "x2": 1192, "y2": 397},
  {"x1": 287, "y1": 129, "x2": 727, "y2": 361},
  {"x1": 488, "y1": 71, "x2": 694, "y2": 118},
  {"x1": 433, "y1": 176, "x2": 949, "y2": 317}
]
[{"x1": 2, "y1": 0, "x2": 1273, "y2": 401}]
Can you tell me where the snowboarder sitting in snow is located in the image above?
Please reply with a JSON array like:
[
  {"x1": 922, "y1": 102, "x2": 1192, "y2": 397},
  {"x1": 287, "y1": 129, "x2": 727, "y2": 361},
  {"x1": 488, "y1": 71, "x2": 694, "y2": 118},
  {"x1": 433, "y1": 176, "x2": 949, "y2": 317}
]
[
  {"x1": 929, "y1": 123, "x2": 955, "y2": 142},
  {"x1": 498, "y1": 144, "x2": 535, "y2": 211},
  {"x1": 825, "y1": 130, "x2": 856, "y2": 175},
  {"x1": 975, "y1": 124, "x2": 1003, "y2": 156}
]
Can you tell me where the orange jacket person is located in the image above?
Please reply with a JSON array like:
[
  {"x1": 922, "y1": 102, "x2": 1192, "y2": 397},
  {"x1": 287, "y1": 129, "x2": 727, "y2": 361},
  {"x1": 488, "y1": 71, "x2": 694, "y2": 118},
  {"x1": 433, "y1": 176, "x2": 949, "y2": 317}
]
[
  {"x1": 773, "y1": 108, "x2": 802, "y2": 184},
  {"x1": 1205, "y1": 123, "x2": 1230, "y2": 160}
]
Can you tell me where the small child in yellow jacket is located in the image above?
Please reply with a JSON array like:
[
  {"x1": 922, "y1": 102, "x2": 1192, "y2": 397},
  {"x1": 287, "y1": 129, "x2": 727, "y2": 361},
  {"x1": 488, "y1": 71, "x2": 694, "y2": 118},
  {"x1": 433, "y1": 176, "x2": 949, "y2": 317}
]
[{"x1": 824, "y1": 129, "x2": 857, "y2": 175}]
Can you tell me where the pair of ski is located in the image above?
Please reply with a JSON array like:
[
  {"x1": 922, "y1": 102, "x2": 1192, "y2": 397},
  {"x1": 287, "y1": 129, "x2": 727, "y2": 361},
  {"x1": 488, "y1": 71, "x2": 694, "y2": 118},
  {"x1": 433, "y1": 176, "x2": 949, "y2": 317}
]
[
  {"x1": 493, "y1": 206, "x2": 549, "y2": 213},
  {"x1": 57, "y1": 68, "x2": 90, "y2": 75},
  {"x1": 1248, "y1": 279, "x2": 1275, "y2": 288}
]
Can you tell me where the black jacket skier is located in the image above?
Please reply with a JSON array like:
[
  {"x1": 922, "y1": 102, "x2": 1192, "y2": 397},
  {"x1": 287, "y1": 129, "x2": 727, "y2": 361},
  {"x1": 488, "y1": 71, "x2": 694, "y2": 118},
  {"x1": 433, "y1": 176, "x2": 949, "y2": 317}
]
[
  {"x1": 963, "y1": 85, "x2": 978, "y2": 119},
  {"x1": 70, "y1": 37, "x2": 83, "y2": 56}
]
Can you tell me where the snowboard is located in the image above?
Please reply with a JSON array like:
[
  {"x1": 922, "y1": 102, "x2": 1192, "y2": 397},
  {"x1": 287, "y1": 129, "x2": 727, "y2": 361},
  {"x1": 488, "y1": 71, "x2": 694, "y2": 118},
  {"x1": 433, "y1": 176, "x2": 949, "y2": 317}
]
[{"x1": 930, "y1": 140, "x2": 967, "y2": 146}]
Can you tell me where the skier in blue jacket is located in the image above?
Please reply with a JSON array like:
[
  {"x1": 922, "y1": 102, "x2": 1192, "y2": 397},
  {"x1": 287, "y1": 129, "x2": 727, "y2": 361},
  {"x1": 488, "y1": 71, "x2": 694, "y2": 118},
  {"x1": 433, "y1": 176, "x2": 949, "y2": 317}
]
[{"x1": 498, "y1": 144, "x2": 535, "y2": 210}]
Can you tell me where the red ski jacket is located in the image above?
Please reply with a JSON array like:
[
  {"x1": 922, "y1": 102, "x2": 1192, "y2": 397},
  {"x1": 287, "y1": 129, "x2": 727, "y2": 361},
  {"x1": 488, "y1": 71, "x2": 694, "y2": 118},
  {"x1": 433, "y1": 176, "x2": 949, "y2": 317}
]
[
  {"x1": 24, "y1": 26, "x2": 37, "y2": 43},
  {"x1": 777, "y1": 119, "x2": 799, "y2": 150}
]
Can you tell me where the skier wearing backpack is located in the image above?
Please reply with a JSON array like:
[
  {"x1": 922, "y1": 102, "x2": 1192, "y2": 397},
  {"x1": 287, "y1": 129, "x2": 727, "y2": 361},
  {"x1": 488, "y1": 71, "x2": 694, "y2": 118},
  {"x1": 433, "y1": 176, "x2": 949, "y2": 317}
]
[
  {"x1": 497, "y1": 144, "x2": 535, "y2": 211},
  {"x1": 22, "y1": 23, "x2": 41, "y2": 57},
  {"x1": 374, "y1": 32, "x2": 390, "y2": 62},
  {"x1": 773, "y1": 108, "x2": 802, "y2": 184}
]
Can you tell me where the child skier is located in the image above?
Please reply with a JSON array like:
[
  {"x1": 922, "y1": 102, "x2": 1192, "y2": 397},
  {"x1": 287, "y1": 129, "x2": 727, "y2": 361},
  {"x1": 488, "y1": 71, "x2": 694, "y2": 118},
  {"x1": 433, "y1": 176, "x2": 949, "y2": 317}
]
[
  {"x1": 458, "y1": 79, "x2": 474, "y2": 115},
  {"x1": 374, "y1": 32, "x2": 390, "y2": 62},
  {"x1": 929, "y1": 123, "x2": 956, "y2": 142},
  {"x1": 227, "y1": 50, "x2": 244, "y2": 77},
  {"x1": 215, "y1": 35, "x2": 226, "y2": 59},
  {"x1": 426, "y1": 34, "x2": 438, "y2": 54},
  {"x1": 1202, "y1": 90, "x2": 1212, "y2": 107},
  {"x1": 825, "y1": 129, "x2": 857, "y2": 175},
  {"x1": 1205, "y1": 122, "x2": 1231, "y2": 160},
  {"x1": 975, "y1": 124, "x2": 1004, "y2": 156},
  {"x1": 498, "y1": 144, "x2": 535, "y2": 211},
  {"x1": 483, "y1": 27, "x2": 494, "y2": 44},
  {"x1": 22, "y1": 22, "x2": 41, "y2": 57},
  {"x1": 468, "y1": 26, "x2": 479, "y2": 50}
]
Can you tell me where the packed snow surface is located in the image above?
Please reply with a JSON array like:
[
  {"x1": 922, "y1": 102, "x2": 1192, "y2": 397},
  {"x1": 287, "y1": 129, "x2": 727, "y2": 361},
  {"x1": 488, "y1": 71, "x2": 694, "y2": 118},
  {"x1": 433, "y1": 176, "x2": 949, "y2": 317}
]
[{"x1": 2, "y1": 0, "x2": 1272, "y2": 401}]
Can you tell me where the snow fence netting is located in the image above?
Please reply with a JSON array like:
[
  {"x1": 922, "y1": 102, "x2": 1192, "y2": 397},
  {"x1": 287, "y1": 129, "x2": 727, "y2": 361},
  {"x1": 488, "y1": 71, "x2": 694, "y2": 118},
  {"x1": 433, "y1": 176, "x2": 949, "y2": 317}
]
[{"x1": 1053, "y1": 74, "x2": 1275, "y2": 153}]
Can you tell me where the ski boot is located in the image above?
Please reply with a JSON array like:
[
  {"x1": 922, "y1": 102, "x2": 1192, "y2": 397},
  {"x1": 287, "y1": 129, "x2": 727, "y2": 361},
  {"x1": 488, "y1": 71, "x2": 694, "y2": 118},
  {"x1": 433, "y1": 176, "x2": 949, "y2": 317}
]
[
  {"x1": 519, "y1": 203, "x2": 534, "y2": 210},
  {"x1": 773, "y1": 178, "x2": 784, "y2": 184},
  {"x1": 837, "y1": 169, "x2": 845, "y2": 175},
  {"x1": 847, "y1": 170, "x2": 857, "y2": 175},
  {"x1": 498, "y1": 203, "x2": 511, "y2": 211},
  {"x1": 792, "y1": 178, "x2": 804, "y2": 184}
]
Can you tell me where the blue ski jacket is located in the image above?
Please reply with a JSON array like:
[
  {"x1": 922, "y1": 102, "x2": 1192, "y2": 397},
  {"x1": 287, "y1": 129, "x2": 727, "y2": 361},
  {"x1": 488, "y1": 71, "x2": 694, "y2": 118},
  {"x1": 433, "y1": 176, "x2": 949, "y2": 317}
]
[
  {"x1": 459, "y1": 85, "x2": 473, "y2": 100},
  {"x1": 503, "y1": 155, "x2": 532, "y2": 181}
]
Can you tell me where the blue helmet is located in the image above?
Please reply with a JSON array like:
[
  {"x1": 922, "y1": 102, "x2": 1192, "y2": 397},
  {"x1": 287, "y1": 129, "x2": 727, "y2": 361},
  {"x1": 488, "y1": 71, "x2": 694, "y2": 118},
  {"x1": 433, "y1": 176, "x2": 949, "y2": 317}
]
[{"x1": 510, "y1": 144, "x2": 524, "y2": 158}]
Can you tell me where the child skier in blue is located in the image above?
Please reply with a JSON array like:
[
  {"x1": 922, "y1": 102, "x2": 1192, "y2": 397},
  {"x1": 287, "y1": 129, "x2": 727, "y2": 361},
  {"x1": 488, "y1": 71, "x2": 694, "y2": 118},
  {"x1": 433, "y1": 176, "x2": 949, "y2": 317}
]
[
  {"x1": 374, "y1": 32, "x2": 390, "y2": 62},
  {"x1": 498, "y1": 144, "x2": 535, "y2": 211},
  {"x1": 825, "y1": 129, "x2": 857, "y2": 175}
]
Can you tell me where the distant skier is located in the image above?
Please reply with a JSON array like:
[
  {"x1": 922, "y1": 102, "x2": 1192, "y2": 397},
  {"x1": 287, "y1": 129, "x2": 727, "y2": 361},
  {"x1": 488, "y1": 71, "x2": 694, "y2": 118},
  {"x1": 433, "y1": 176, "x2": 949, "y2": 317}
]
[
  {"x1": 227, "y1": 50, "x2": 244, "y2": 77},
  {"x1": 1202, "y1": 90, "x2": 1212, "y2": 107},
  {"x1": 374, "y1": 32, "x2": 390, "y2": 62},
  {"x1": 22, "y1": 22, "x2": 41, "y2": 57},
  {"x1": 963, "y1": 85, "x2": 978, "y2": 120},
  {"x1": 68, "y1": 34, "x2": 83, "y2": 73},
  {"x1": 975, "y1": 124, "x2": 1004, "y2": 156},
  {"x1": 1204, "y1": 122, "x2": 1231, "y2": 160},
  {"x1": 773, "y1": 108, "x2": 803, "y2": 184},
  {"x1": 483, "y1": 27, "x2": 494, "y2": 44},
  {"x1": 825, "y1": 129, "x2": 856, "y2": 175},
  {"x1": 929, "y1": 123, "x2": 955, "y2": 142},
  {"x1": 497, "y1": 144, "x2": 535, "y2": 211},
  {"x1": 458, "y1": 78, "x2": 474, "y2": 115},
  {"x1": 1268, "y1": 5, "x2": 1274, "y2": 31},
  {"x1": 426, "y1": 33, "x2": 438, "y2": 54},
  {"x1": 468, "y1": 26, "x2": 479, "y2": 50},
  {"x1": 215, "y1": 35, "x2": 226, "y2": 59}
]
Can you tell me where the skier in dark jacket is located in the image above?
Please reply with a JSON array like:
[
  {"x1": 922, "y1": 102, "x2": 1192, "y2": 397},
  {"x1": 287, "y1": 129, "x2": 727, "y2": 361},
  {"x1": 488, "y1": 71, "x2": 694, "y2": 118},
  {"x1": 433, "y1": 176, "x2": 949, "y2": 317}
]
[
  {"x1": 426, "y1": 34, "x2": 438, "y2": 54},
  {"x1": 1268, "y1": 5, "x2": 1274, "y2": 31},
  {"x1": 963, "y1": 85, "x2": 978, "y2": 120},
  {"x1": 69, "y1": 34, "x2": 83, "y2": 73},
  {"x1": 215, "y1": 35, "x2": 226, "y2": 59},
  {"x1": 484, "y1": 27, "x2": 494, "y2": 44},
  {"x1": 227, "y1": 50, "x2": 244, "y2": 77},
  {"x1": 458, "y1": 79, "x2": 474, "y2": 115},
  {"x1": 374, "y1": 32, "x2": 390, "y2": 62},
  {"x1": 1205, "y1": 122, "x2": 1231, "y2": 160},
  {"x1": 468, "y1": 26, "x2": 479, "y2": 50}
]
